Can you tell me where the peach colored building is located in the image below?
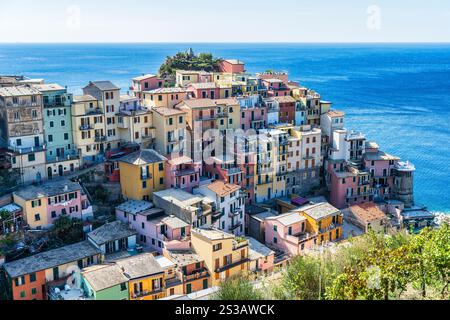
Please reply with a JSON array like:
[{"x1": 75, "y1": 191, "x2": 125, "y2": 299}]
[
  {"x1": 218, "y1": 59, "x2": 245, "y2": 74},
  {"x1": 165, "y1": 155, "x2": 201, "y2": 192},
  {"x1": 131, "y1": 74, "x2": 164, "y2": 101}
]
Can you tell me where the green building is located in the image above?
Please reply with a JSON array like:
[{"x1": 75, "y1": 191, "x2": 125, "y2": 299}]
[
  {"x1": 81, "y1": 264, "x2": 129, "y2": 300},
  {"x1": 33, "y1": 83, "x2": 80, "y2": 178}
]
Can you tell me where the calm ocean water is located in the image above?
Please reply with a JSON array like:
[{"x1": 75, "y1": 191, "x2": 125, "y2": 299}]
[{"x1": 0, "y1": 43, "x2": 449, "y2": 213}]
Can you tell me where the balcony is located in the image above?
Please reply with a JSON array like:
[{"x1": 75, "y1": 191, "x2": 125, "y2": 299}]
[
  {"x1": 133, "y1": 287, "x2": 163, "y2": 299},
  {"x1": 8, "y1": 144, "x2": 46, "y2": 154},
  {"x1": 226, "y1": 167, "x2": 242, "y2": 175},
  {"x1": 165, "y1": 276, "x2": 182, "y2": 288},
  {"x1": 141, "y1": 173, "x2": 152, "y2": 180},
  {"x1": 94, "y1": 135, "x2": 107, "y2": 142},
  {"x1": 175, "y1": 168, "x2": 197, "y2": 177},
  {"x1": 228, "y1": 221, "x2": 242, "y2": 231},
  {"x1": 183, "y1": 269, "x2": 209, "y2": 282},
  {"x1": 228, "y1": 208, "x2": 242, "y2": 218},
  {"x1": 303, "y1": 154, "x2": 315, "y2": 160},
  {"x1": 212, "y1": 211, "x2": 225, "y2": 221},
  {"x1": 79, "y1": 124, "x2": 93, "y2": 131},
  {"x1": 215, "y1": 257, "x2": 249, "y2": 273},
  {"x1": 85, "y1": 108, "x2": 103, "y2": 115}
]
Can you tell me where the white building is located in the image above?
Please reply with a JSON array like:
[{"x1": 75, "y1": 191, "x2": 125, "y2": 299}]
[{"x1": 194, "y1": 180, "x2": 245, "y2": 235}]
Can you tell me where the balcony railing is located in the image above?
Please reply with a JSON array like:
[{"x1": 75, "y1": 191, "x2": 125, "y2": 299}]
[
  {"x1": 94, "y1": 135, "x2": 107, "y2": 142},
  {"x1": 8, "y1": 144, "x2": 46, "y2": 154},
  {"x1": 183, "y1": 269, "x2": 209, "y2": 282},
  {"x1": 133, "y1": 287, "x2": 163, "y2": 298},
  {"x1": 228, "y1": 221, "x2": 242, "y2": 231},
  {"x1": 79, "y1": 124, "x2": 93, "y2": 130}
]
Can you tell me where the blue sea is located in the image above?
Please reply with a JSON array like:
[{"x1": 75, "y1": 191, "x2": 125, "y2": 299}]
[{"x1": 0, "y1": 43, "x2": 449, "y2": 213}]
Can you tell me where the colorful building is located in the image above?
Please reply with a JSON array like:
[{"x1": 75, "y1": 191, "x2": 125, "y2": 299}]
[
  {"x1": 33, "y1": 83, "x2": 79, "y2": 179},
  {"x1": 115, "y1": 253, "x2": 166, "y2": 300},
  {"x1": 274, "y1": 96, "x2": 296, "y2": 124},
  {"x1": 195, "y1": 180, "x2": 245, "y2": 235},
  {"x1": 115, "y1": 200, "x2": 190, "y2": 253},
  {"x1": 218, "y1": 59, "x2": 245, "y2": 74},
  {"x1": 152, "y1": 107, "x2": 187, "y2": 157},
  {"x1": 164, "y1": 249, "x2": 211, "y2": 294},
  {"x1": 165, "y1": 155, "x2": 201, "y2": 192},
  {"x1": 81, "y1": 264, "x2": 129, "y2": 300},
  {"x1": 82, "y1": 81, "x2": 121, "y2": 151},
  {"x1": 190, "y1": 228, "x2": 249, "y2": 286},
  {"x1": 117, "y1": 94, "x2": 154, "y2": 148},
  {"x1": 153, "y1": 188, "x2": 212, "y2": 229},
  {"x1": 142, "y1": 87, "x2": 188, "y2": 109},
  {"x1": 0, "y1": 85, "x2": 46, "y2": 184},
  {"x1": 71, "y1": 94, "x2": 106, "y2": 165},
  {"x1": 12, "y1": 179, "x2": 93, "y2": 229},
  {"x1": 118, "y1": 149, "x2": 167, "y2": 201},
  {"x1": 87, "y1": 221, "x2": 137, "y2": 258},
  {"x1": 238, "y1": 95, "x2": 267, "y2": 131},
  {"x1": 130, "y1": 74, "x2": 164, "y2": 101},
  {"x1": 2, "y1": 241, "x2": 101, "y2": 300}
]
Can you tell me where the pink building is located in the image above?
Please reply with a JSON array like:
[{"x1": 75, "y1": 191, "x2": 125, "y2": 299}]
[
  {"x1": 131, "y1": 74, "x2": 165, "y2": 100},
  {"x1": 115, "y1": 200, "x2": 190, "y2": 253},
  {"x1": 187, "y1": 82, "x2": 221, "y2": 100},
  {"x1": 261, "y1": 78, "x2": 291, "y2": 97},
  {"x1": 165, "y1": 155, "x2": 202, "y2": 192},
  {"x1": 42, "y1": 180, "x2": 93, "y2": 224},
  {"x1": 238, "y1": 95, "x2": 268, "y2": 130},
  {"x1": 218, "y1": 59, "x2": 245, "y2": 73},
  {"x1": 327, "y1": 161, "x2": 373, "y2": 209},
  {"x1": 247, "y1": 236, "x2": 275, "y2": 274},
  {"x1": 364, "y1": 142, "x2": 399, "y2": 201},
  {"x1": 264, "y1": 211, "x2": 316, "y2": 256}
]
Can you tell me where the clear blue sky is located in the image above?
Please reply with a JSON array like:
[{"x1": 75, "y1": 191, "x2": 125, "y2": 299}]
[{"x1": 0, "y1": 0, "x2": 449, "y2": 43}]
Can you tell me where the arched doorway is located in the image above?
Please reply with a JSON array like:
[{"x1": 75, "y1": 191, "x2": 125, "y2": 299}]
[
  {"x1": 47, "y1": 167, "x2": 53, "y2": 180},
  {"x1": 58, "y1": 165, "x2": 63, "y2": 176}
]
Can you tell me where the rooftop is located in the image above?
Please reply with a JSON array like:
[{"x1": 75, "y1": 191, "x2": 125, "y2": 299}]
[
  {"x1": 327, "y1": 110, "x2": 345, "y2": 118},
  {"x1": 116, "y1": 200, "x2": 154, "y2": 215},
  {"x1": 144, "y1": 87, "x2": 187, "y2": 94},
  {"x1": 154, "y1": 188, "x2": 205, "y2": 208},
  {"x1": 13, "y1": 179, "x2": 82, "y2": 201},
  {"x1": 166, "y1": 249, "x2": 204, "y2": 267},
  {"x1": 118, "y1": 149, "x2": 167, "y2": 165},
  {"x1": 273, "y1": 96, "x2": 296, "y2": 103},
  {"x1": 82, "y1": 264, "x2": 129, "y2": 292},
  {"x1": 206, "y1": 180, "x2": 241, "y2": 197},
  {"x1": 155, "y1": 256, "x2": 176, "y2": 269},
  {"x1": 152, "y1": 106, "x2": 187, "y2": 117},
  {"x1": 267, "y1": 211, "x2": 305, "y2": 226},
  {"x1": 147, "y1": 214, "x2": 189, "y2": 229},
  {"x1": 33, "y1": 83, "x2": 66, "y2": 92},
  {"x1": 73, "y1": 94, "x2": 97, "y2": 102},
  {"x1": 349, "y1": 202, "x2": 387, "y2": 223},
  {"x1": 298, "y1": 202, "x2": 341, "y2": 220},
  {"x1": 85, "y1": 81, "x2": 119, "y2": 91},
  {"x1": 0, "y1": 85, "x2": 41, "y2": 97},
  {"x1": 88, "y1": 221, "x2": 137, "y2": 245},
  {"x1": 0, "y1": 203, "x2": 22, "y2": 213},
  {"x1": 115, "y1": 253, "x2": 164, "y2": 279},
  {"x1": 178, "y1": 98, "x2": 216, "y2": 109},
  {"x1": 246, "y1": 237, "x2": 274, "y2": 260},
  {"x1": 224, "y1": 59, "x2": 244, "y2": 65},
  {"x1": 167, "y1": 155, "x2": 194, "y2": 166},
  {"x1": 192, "y1": 228, "x2": 234, "y2": 241},
  {"x1": 364, "y1": 150, "x2": 400, "y2": 161},
  {"x1": 132, "y1": 73, "x2": 157, "y2": 81},
  {"x1": 3, "y1": 241, "x2": 101, "y2": 278},
  {"x1": 189, "y1": 82, "x2": 217, "y2": 90}
]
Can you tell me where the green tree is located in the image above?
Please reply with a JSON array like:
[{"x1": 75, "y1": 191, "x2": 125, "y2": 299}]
[{"x1": 214, "y1": 275, "x2": 263, "y2": 300}]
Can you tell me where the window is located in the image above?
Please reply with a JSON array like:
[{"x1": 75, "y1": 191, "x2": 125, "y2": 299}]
[
  {"x1": 51, "y1": 211, "x2": 56, "y2": 218},
  {"x1": 213, "y1": 243, "x2": 222, "y2": 252},
  {"x1": 48, "y1": 135, "x2": 53, "y2": 142},
  {"x1": 28, "y1": 153, "x2": 36, "y2": 162},
  {"x1": 31, "y1": 288, "x2": 37, "y2": 295},
  {"x1": 273, "y1": 237, "x2": 278, "y2": 244},
  {"x1": 142, "y1": 181, "x2": 147, "y2": 189},
  {"x1": 158, "y1": 163, "x2": 164, "y2": 171},
  {"x1": 29, "y1": 273, "x2": 36, "y2": 283},
  {"x1": 20, "y1": 291, "x2": 26, "y2": 298},
  {"x1": 120, "y1": 283, "x2": 127, "y2": 291},
  {"x1": 61, "y1": 120, "x2": 65, "y2": 126},
  {"x1": 273, "y1": 225, "x2": 277, "y2": 232},
  {"x1": 179, "y1": 116, "x2": 183, "y2": 123},
  {"x1": 34, "y1": 214, "x2": 41, "y2": 221},
  {"x1": 159, "y1": 177, "x2": 164, "y2": 185},
  {"x1": 64, "y1": 133, "x2": 69, "y2": 140}
]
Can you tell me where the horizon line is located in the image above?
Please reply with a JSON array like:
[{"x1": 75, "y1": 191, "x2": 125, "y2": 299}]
[{"x1": 1, "y1": 41, "x2": 450, "y2": 45}]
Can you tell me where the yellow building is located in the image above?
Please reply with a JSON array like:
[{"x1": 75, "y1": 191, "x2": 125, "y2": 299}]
[
  {"x1": 152, "y1": 107, "x2": 187, "y2": 157},
  {"x1": 297, "y1": 202, "x2": 343, "y2": 244},
  {"x1": 13, "y1": 188, "x2": 48, "y2": 229},
  {"x1": 118, "y1": 149, "x2": 167, "y2": 201},
  {"x1": 71, "y1": 95, "x2": 106, "y2": 164},
  {"x1": 254, "y1": 129, "x2": 288, "y2": 203},
  {"x1": 214, "y1": 98, "x2": 240, "y2": 132},
  {"x1": 191, "y1": 228, "x2": 249, "y2": 286},
  {"x1": 117, "y1": 95, "x2": 155, "y2": 148},
  {"x1": 142, "y1": 87, "x2": 188, "y2": 109},
  {"x1": 115, "y1": 253, "x2": 166, "y2": 300}
]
